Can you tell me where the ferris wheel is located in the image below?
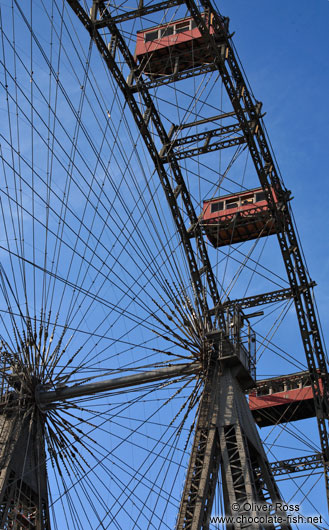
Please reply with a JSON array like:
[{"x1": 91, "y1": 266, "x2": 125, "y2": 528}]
[{"x1": 0, "y1": 1, "x2": 328, "y2": 529}]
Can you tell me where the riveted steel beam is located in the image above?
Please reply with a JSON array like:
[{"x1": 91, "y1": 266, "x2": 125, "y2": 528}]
[{"x1": 94, "y1": 0, "x2": 185, "y2": 26}]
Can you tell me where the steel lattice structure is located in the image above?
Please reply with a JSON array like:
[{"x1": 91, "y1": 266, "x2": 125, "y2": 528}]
[{"x1": 0, "y1": 1, "x2": 328, "y2": 529}]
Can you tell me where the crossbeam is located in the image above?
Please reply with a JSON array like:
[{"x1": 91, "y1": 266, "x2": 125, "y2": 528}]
[
  {"x1": 161, "y1": 135, "x2": 245, "y2": 161},
  {"x1": 209, "y1": 282, "x2": 316, "y2": 313},
  {"x1": 177, "y1": 109, "x2": 247, "y2": 130},
  {"x1": 168, "y1": 122, "x2": 248, "y2": 148},
  {"x1": 37, "y1": 362, "x2": 200, "y2": 404},
  {"x1": 270, "y1": 453, "x2": 323, "y2": 476},
  {"x1": 130, "y1": 63, "x2": 218, "y2": 91},
  {"x1": 94, "y1": 0, "x2": 185, "y2": 26}
]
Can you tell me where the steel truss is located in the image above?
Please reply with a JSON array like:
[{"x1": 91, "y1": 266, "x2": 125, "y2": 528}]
[
  {"x1": 129, "y1": 62, "x2": 218, "y2": 90},
  {"x1": 270, "y1": 454, "x2": 323, "y2": 477},
  {"x1": 218, "y1": 283, "x2": 317, "y2": 311},
  {"x1": 0, "y1": 1, "x2": 327, "y2": 529},
  {"x1": 176, "y1": 361, "x2": 292, "y2": 529},
  {"x1": 0, "y1": 408, "x2": 50, "y2": 529},
  {"x1": 162, "y1": 135, "x2": 246, "y2": 161},
  {"x1": 94, "y1": 0, "x2": 185, "y2": 25},
  {"x1": 161, "y1": 118, "x2": 258, "y2": 161}
]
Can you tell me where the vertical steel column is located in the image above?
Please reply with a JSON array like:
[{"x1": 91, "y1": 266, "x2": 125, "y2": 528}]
[
  {"x1": 0, "y1": 405, "x2": 50, "y2": 529},
  {"x1": 177, "y1": 364, "x2": 292, "y2": 529}
]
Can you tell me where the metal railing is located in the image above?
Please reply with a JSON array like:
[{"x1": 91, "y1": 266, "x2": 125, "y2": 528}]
[{"x1": 224, "y1": 306, "x2": 256, "y2": 380}]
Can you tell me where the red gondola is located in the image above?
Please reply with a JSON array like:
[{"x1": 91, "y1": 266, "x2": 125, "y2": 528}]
[
  {"x1": 202, "y1": 187, "x2": 280, "y2": 248},
  {"x1": 248, "y1": 371, "x2": 323, "y2": 427},
  {"x1": 134, "y1": 13, "x2": 227, "y2": 77}
]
